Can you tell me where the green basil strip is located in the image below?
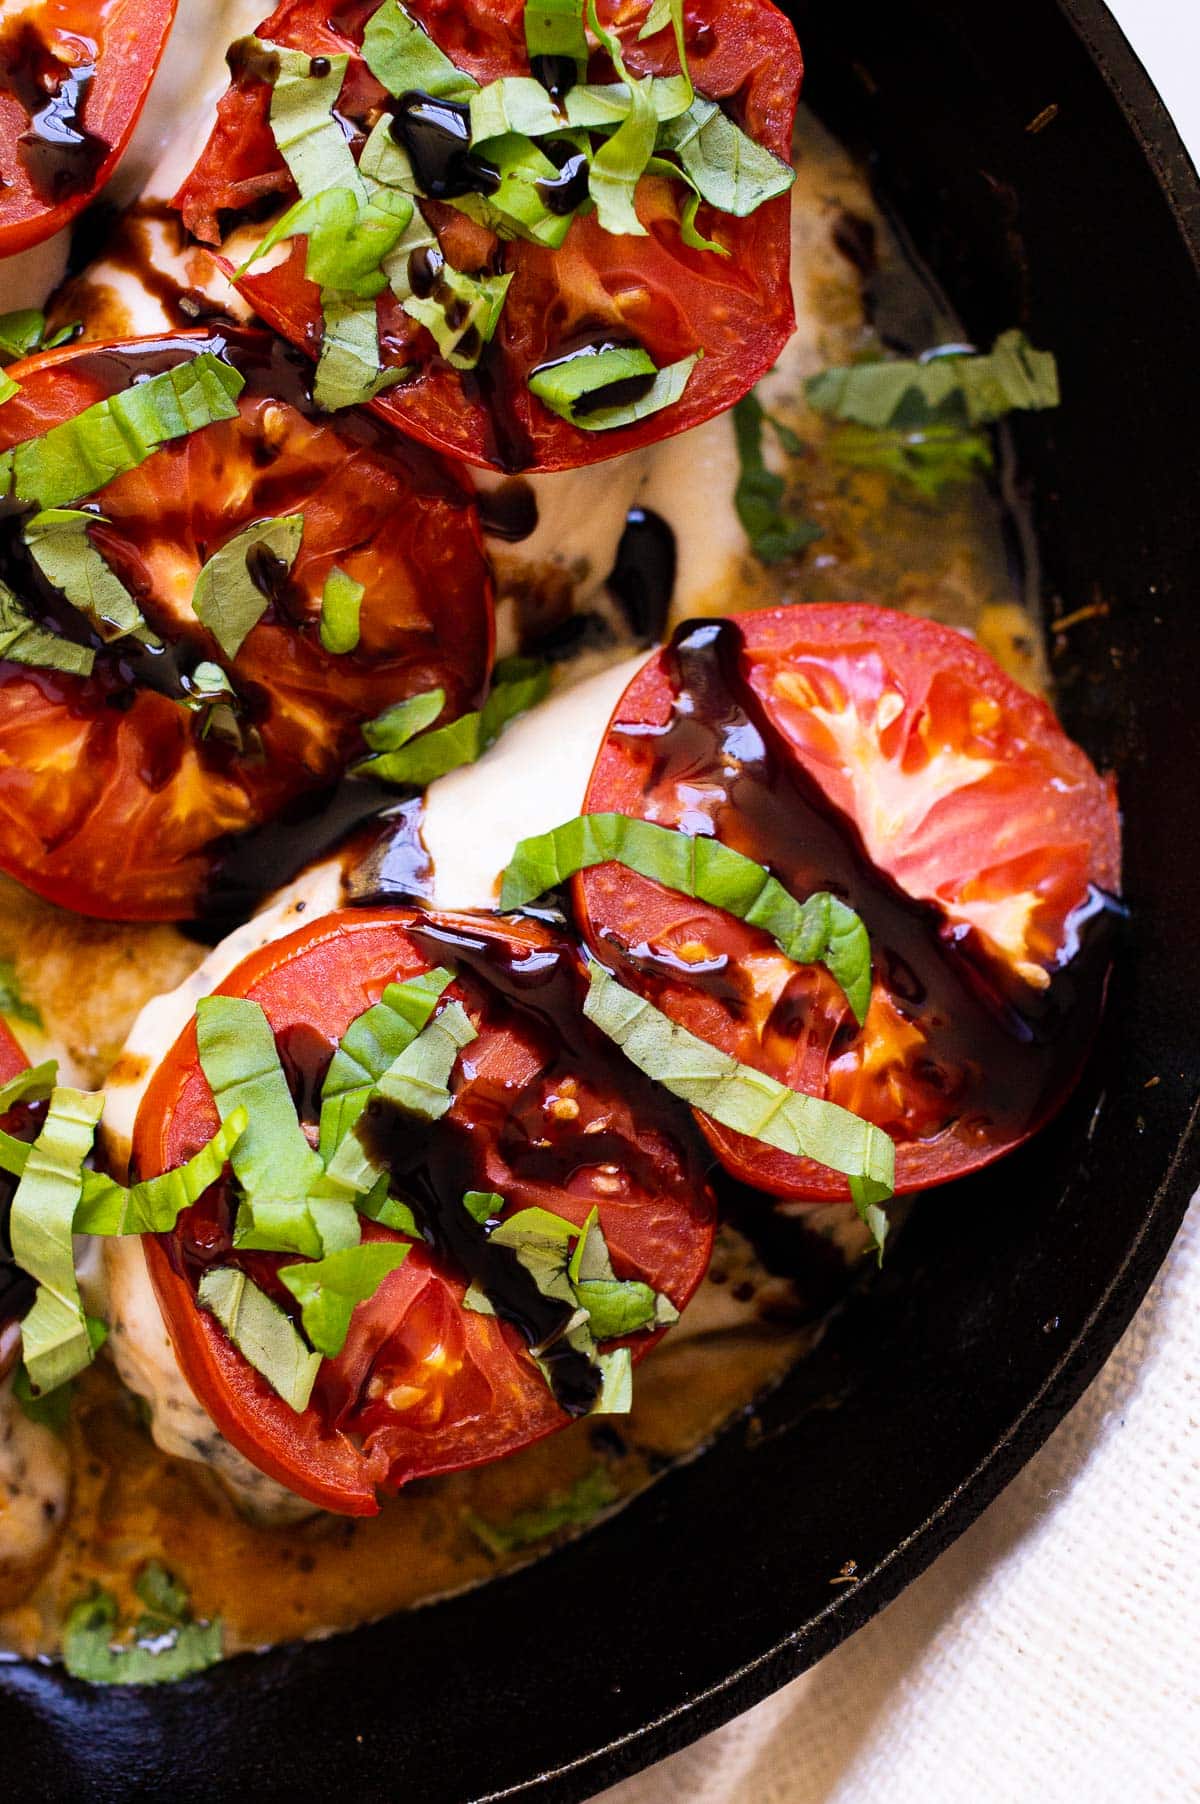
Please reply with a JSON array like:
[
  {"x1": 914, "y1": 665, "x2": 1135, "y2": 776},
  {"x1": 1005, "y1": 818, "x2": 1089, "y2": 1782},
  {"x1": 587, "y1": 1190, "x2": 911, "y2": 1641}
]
[
  {"x1": 524, "y1": 0, "x2": 589, "y2": 70},
  {"x1": 195, "y1": 996, "x2": 324, "y2": 1205},
  {"x1": 360, "y1": 685, "x2": 446, "y2": 754},
  {"x1": 239, "y1": 187, "x2": 412, "y2": 300},
  {"x1": 357, "y1": 659, "x2": 550, "y2": 788},
  {"x1": 74, "y1": 1109, "x2": 249, "y2": 1236},
  {"x1": 63, "y1": 1582, "x2": 223, "y2": 1685},
  {"x1": 463, "y1": 1464, "x2": 619, "y2": 1556},
  {"x1": 263, "y1": 42, "x2": 363, "y2": 201},
  {"x1": 376, "y1": 999, "x2": 476, "y2": 1120},
  {"x1": 0, "y1": 1059, "x2": 56, "y2": 1116},
  {"x1": 0, "y1": 308, "x2": 70, "y2": 363},
  {"x1": 588, "y1": 71, "x2": 657, "y2": 236},
  {"x1": 279, "y1": 1241, "x2": 412, "y2": 1357},
  {"x1": 528, "y1": 344, "x2": 699, "y2": 431},
  {"x1": 317, "y1": 999, "x2": 476, "y2": 1204},
  {"x1": 828, "y1": 420, "x2": 995, "y2": 500},
  {"x1": 463, "y1": 1189, "x2": 501, "y2": 1225},
  {"x1": 197, "y1": 1266, "x2": 321, "y2": 1413},
  {"x1": 583, "y1": 965, "x2": 894, "y2": 1248},
  {"x1": 731, "y1": 392, "x2": 822, "y2": 564},
  {"x1": 191, "y1": 514, "x2": 304, "y2": 661},
  {"x1": 563, "y1": 80, "x2": 690, "y2": 129},
  {"x1": 806, "y1": 331, "x2": 1061, "y2": 430},
  {"x1": 317, "y1": 968, "x2": 454, "y2": 1161},
  {"x1": 11, "y1": 1086, "x2": 105, "y2": 1395},
  {"x1": 470, "y1": 1202, "x2": 677, "y2": 1343},
  {"x1": 0, "y1": 371, "x2": 18, "y2": 406},
  {"x1": 362, "y1": 0, "x2": 479, "y2": 102},
  {"x1": 314, "y1": 292, "x2": 408, "y2": 412},
  {"x1": 0, "y1": 578, "x2": 94, "y2": 676},
  {"x1": 23, "y1": 509, "x2": 161, "y2": 647},
  {"x1": 658, "y1": 96, "x2": 795, "y2": 217},
  {"x1": 0, "y1": 962, "x2": 42, "y2": 1030},
  {"x1": 592, "y1": 1346, "x2": 631, "y2": 1413},
  {"x1": 643, "y1": 154, "x2": 727, "y2": 255},
  {"x1": 0, "y1": 353, "x2": 244, "y2": 511},
  {"x1": 470, "y1": 79, "x2": 562, "y2": 146},
  {"x1": 318, "y1": 566, "x2": 365, "y2": 655},
  {"x1": 405, "y1": 266, "x2": 514, "y2": 370},
  {"x1": 442, "y1": 130, "x2": 578, "y2": 250}
]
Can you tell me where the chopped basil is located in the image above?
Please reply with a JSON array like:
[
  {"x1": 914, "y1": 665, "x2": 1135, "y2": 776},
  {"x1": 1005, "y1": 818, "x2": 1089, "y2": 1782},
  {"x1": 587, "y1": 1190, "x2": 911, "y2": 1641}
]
[
  {"x1": 732, "y1": 392, "x2": 822, "y2": 563},
  {"x1": 0, "y1": 353, "x2": 244, "y2": 511},
  {"x1": 63, "y1": 1574, "x2": 222, "y2": 1686},
  {"x1": 317, "y1": 967, "x2": 454, "y2": 1160},
  {"x1": 74, "y1": 1110, "x2": 249, "y2": 1236},
  {"x1": 528, "y1": 344, "x2": 700, "y2": 431},
  {"x1": 467, "y1": 1200, "x2": 678, "y2": 1376},
  {"x1": 500, "y1": 813, "x2": 872, "y2": 1023},
  {"x1": 405, "y1": 266, "x2": 514, "y2": 370},
  {"x1": 357, "y1": 658, "x2": 550, "y2": 788},
  {"x1": 0, "y1": 959, "x2": 42, "y2": 1028},
  {"x1": 806, "y1": 332, "x2": 1060, "y2": 430},
  {"x1": 376, "y1": 999, "x2": 476, "y2": 1120},
  {"x1": 470, "y1": 79, "x2": 562, "y2": 146},
  {"x1": 0, "y1": 578, "x2": 95, "y2": 676},
  {"x1": 198, "y1": 1266, "x2": 321, "y2": 1412},
  {"x1": 318, "y1": 566, "x2": 365, "y2": 654},
  {"x1": 23, "y1": 509, "x2": 161, "y2": 647},
  {"x1": 595, "y1": 1346, "x2": 633, "y2": 1413},
  {"x1": 829, "y1": 420, "x2": 995, "y2": 499},
  {"x1": 316, "y1": 292, "x2": 410, "y2": 412},
  {"x1": 362, "y1": 0, "x2": 478, "y2": 102},
  {"x1": 279, "y1": 1241, "x2": 412, "y2": 1357},
  {"x1": 583, "y1": 965, "x2": 894, "y2": 1255},
  {"x1": 463, "y1": 1464, "x2": 619, "y2": 1555},
  {"x1": 264, "y1": 43, "x2": 363, "y2": 201},
  {"x1": 524, "y1": 0, "x2": 590, "y2": 71},
  {"x1": 463, "y1": 1189, "x2": 501, "y2": 1225},
  {"x1": 0, "y1": 308, "x2": 78, "y2": 364},
  {"x1": 10, "y1": 1087, "x2": 105, "y2": 1396},
  {"x1": 191, "y1": 514, "x2": 303, "y2": 660},
  {"x1": 658, "y1": 97, "x2": 794, "y2": 217},
  {"x1": 194, "y1": 995, "x2": 326, "y2": 1211},
  {"x1": 588, "y1": 72, "x2": 658, "y2": 237},
  {"x1": 180, "y1": 661, "x2": 244, "y2": 747}
]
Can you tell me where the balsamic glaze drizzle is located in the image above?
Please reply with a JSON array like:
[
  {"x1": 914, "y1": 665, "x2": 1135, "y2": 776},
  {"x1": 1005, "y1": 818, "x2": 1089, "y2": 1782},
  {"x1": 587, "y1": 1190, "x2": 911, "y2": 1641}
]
[{"x1": 0, "y1": 22, "x2": 109, "y2": 204}]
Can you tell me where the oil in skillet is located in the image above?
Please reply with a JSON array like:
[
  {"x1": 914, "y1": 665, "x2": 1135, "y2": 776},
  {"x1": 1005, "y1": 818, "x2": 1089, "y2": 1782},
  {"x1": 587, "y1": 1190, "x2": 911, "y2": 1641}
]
[{"x1": 603, "y1": 618, "x2": 1120, "y2": 1146}]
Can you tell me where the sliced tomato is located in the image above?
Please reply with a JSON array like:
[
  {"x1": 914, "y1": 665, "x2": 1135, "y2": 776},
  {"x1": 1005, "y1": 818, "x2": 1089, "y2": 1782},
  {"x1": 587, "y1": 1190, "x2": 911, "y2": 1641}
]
[
  {"x1": 135, "y1": 908, "x2": 715, "y2": 1515},
  {"x1": 0, "y1": 0, "x2": 177, "y2": 255},
  {"x1": 0, "y1": 329, "x2": 493, "y2": 921},
  {"x1": 577, "y1": 606, "x2": 1122, "y2": 1200},
  {"x1": 175, "y1": 0, "x2": 801, "y2": 473}
]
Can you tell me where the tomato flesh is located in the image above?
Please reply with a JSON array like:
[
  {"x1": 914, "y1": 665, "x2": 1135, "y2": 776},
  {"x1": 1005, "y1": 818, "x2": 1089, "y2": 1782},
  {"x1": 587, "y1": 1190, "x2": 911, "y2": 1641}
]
[
  {"x1": 0, "y1": 0, "x2": 177, "y2": 255},
  {"x1": 0, "y1": 330, "x2": 493, "y2": 921},
  {"x1": 136, "y1": 909, "x2": 715, "y2": 1515},
  {"x1": 578, "y1": 606, "x2": 1122, "y2": 1199},
  {"x1": 176, "y1": 0, "x2": 801, "y2": 472}
]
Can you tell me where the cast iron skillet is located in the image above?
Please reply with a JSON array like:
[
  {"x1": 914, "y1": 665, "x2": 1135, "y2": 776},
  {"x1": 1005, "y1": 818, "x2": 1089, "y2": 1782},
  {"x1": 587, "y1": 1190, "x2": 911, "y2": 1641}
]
[{"x1": 2, "y1": 1, "x2": 1199, "y2": 1797}]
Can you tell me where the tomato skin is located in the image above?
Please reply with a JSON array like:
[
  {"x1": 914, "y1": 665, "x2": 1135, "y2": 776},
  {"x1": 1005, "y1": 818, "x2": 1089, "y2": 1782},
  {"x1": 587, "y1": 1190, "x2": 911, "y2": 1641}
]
[
  {"x1": 136, "y1": 909, "x2": 715, "y2": 1515},
  {"x1": 0, "y1": 330, "x2": 494, "y2": 921},
  {"x1": 177, "y1": 0, "x2": 801, "y2": 473},
  {"x1": 578, "y1": 605, "x2": 1122, "y2": 1201},
  {"x1": 0, "y1": 1021, "x2": 27, "y2": 1094},
  {"x1": 0, "y1": 0, "x2": 178, "y2": 255}
]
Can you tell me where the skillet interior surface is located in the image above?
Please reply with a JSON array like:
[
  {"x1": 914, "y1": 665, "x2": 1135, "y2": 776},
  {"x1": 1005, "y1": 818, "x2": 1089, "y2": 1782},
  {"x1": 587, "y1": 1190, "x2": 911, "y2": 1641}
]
[{"x1": 2, "y1": 1, "x2": 1199, "y2": 1798}]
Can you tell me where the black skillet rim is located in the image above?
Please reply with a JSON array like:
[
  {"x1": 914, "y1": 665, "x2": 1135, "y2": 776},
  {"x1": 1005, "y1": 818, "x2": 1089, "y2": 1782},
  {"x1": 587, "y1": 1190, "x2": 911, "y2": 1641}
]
[{"x1": 2, "y1": 0, "x2": 1199, "y2": 1798}]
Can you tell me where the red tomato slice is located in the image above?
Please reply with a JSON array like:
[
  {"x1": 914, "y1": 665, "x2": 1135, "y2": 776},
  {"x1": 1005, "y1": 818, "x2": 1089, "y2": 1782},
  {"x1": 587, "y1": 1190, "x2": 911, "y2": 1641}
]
[
  {"x1": 175, "y1": 0, "x2": 801, "y2": 473},
  {"x1": 0, "y1": 1019, "x2": 27, "y2": 1093},
  {"x1": 136, "y1": 908, "x2": 715, "y2": 1515},
  {"x1": 0, "y1": 0, "x2": 177, "y2": 255},
  {"x1": 578, "y1": 606, "x2": 1122, "y2": 1200},
  {"x1": 0, "y1": 329, "x2": 493, "y2": 921}
]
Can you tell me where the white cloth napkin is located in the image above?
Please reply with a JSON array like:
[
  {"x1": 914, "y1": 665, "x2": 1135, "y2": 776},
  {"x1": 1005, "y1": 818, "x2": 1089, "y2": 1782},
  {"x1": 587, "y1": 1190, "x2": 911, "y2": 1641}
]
[{"x1": 598, "y1": 1197, "x2": 1200, "y2": 1802}]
